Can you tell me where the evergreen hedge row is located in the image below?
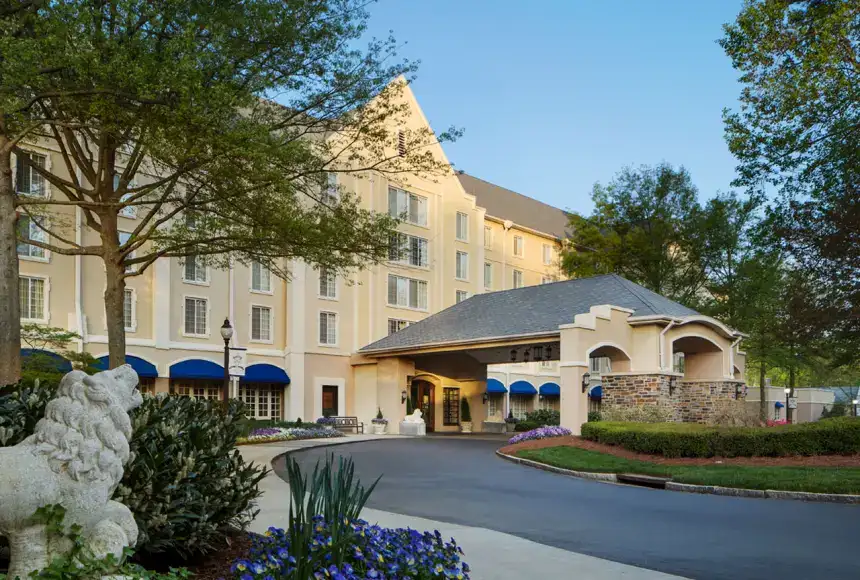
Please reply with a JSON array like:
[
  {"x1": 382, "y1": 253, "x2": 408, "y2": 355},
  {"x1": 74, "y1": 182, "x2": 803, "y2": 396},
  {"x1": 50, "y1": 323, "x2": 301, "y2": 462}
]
[{"x1": 580, "y1": 418, "x2": 860, "y2": 458}]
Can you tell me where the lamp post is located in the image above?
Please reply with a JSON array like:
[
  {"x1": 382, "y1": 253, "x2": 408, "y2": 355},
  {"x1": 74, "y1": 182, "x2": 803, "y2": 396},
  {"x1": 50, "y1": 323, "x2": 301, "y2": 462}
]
[
  {"x1": 853, "y1": 399, "x2": 858, "y2": 418},
  {"x1": 784, "y1": 387, "x2": 790, "y2": 422},
  {"x1": 220, "y1": 318, "x2": 234, "y2": 402}
]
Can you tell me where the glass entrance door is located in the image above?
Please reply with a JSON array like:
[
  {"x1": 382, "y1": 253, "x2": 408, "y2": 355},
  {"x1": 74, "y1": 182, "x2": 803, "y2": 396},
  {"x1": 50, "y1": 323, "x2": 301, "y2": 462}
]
[{"x1": 410, "y1": 380, "x2": 435, "y2": 432}]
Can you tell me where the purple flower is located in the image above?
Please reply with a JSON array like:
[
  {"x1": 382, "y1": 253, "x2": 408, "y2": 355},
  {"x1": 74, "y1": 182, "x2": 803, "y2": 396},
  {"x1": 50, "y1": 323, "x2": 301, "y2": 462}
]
[{"x1": 508, "y1": 426, "x2": 572, "y2": 445}]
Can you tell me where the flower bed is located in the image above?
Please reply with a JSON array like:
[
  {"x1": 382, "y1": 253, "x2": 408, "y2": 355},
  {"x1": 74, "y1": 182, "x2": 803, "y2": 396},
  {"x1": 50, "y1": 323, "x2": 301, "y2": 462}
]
[
  {"x1": 232, "y1": 519, "x2": 470, "y2": 580},
  {"x1": 508, "y1": 426, "x2": 572, "y2": 445},
  {"x1": 236, "y1": 426, "x2": 345, "y2": 445}
]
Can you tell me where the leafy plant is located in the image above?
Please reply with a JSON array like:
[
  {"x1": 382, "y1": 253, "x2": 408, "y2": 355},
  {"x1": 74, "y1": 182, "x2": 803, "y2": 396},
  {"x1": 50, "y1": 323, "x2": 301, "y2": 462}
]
[
  {"x1": 460, "y1": 397, "x2": 471, "y2": 423},
  {"x1": 372, "y1": 407, "x2": 388, "y2": 424},
  {"x1": 0, "y1": 377, "x2": 57, "y2": 446},
  {"x1": 406, "y1": 396, "x2": 414, "y2": 415},
  {"x1": 508, "y1": 426, "x2": 572, "y2": 445},
  {"x1": 587, "y1": 411, "x2": 602, "y2": 423},
  {"x1": 524, "y1": 409, "x2": 560, "y2": 426}
]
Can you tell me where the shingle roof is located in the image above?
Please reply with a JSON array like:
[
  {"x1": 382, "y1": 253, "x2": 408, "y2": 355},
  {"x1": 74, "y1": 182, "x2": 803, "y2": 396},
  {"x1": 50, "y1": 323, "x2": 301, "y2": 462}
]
[
  {"x1": 360, "y1": 274, "x2": 700, "y2": 353},
  {"x1": 456, "y1": 172, "x2": 570, "y2": 239}
]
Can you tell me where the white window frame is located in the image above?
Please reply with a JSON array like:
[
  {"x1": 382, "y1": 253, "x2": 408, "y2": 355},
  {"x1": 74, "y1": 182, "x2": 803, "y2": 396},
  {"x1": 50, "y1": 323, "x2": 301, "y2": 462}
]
[
  {"x1": 510, "y1": 395, "x2": 529, "y2": 420},
  {"x1": 17, "y1": 215, "x2": 49, "y2": 262},
  {"x1": 455, "y1": 250, "x2": 469, "y2": 281},
  {"x1": 182, "y1": 255, "x2": 209, "y2": 285},
  {"x1": 318, "y1": 266, "x2": 338, "y2": 300},
  {"x1": 484, "y1": 262, "x2": 493, "y2": 290},
  {"x1": 387, "y1": 318, "x2": 410, "y2": 335},
  {"x1": 484, "y1": 226, "x2": 493, "y2": 249},
  {"x1": 513, "y1": 269, "x2": 523, "y2": 288},
  {"x1": 322, "y1": 172, "x2": 338, "y2": 204},
  {"x1": 318, "y1": 310, "x2": 338, "y2": 347},
  {"x1": 455, "y1": 290, "x2": 469, "y2": 304},
  {"x1": 250, "y1": 304, "x2": 274, "y2": 343},
  {"x1": 118, "y1": 231, "x2": 136, "y2": 274},
  {"x1": 387, "y1": 274, "x2": 429, "y2": 311},
  {"x1": 182, "y1": 295, "x2": 210, "y2": 338},
  {"x1": 250, "y1": 261, "x2": 273, "y2": 294},
  {"x1": 513, "y1": 235, "x2": 524, "y2": 258},
  {"x1": 388, "y1": 232, "x2": 429, "y2": 269},
  {"x1": 14, "y1": 149, "x2": 49, "y2": 198},
  {"x1": 541, "y1": 276, "x2": 553, "y2": 285},
  {"x1": 115, "y1": 173, "x2": 138, "y2": 219},
  {"x1": 123, "y1": 287, "x2": 137, "y2": 332},
  {"x1": 19, "y1": 274, "x2": 49, "y2": 323},
  {"x1": 456, "y1": 212, "x2": 469, "y2": 242},
  {"x1": 542, "y1": 243, "x2": 553, "y2": 265},
  {"x1": 388, "y1": 186, "x2": 428, "y2": 227}
]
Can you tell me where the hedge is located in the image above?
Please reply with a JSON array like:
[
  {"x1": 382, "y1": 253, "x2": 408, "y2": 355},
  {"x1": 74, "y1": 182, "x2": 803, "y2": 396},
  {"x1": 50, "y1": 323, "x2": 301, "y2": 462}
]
[{"x1": 580, "y1": 417, "x2": 860, "y2": 458}]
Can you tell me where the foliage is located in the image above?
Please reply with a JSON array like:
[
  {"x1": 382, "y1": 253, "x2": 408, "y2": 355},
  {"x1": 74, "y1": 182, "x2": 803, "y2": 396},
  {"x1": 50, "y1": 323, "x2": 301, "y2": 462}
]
[
  {"x1": 821, "y1": 402, "x2": 850, "y2": 419},
  {"x1": 372, "y1": 407, "x2": 388, "y2": 424},
  {"x1": 504, "y1": 411, "x2": 519, "y2": 424},
  {"x1": 524, "y1": 409, "x2": 560, "y2": 426},
  {"x1": 19, "y1": 325, "x2": 101, "y2": 382},
  {"x1": 460, "y1": 397, "x2": 472, "y2": 423},
  {"x1": 317, "y1": 416, "x2": 337, "y2": 425},
  {"x1": 721, "y1": 0, "x2": 860, "y2": 360},
  {"x1": 237, "y1": 426, "x2": 345, "y2": 445},
  {"x1": 507, "y1": 426, "x2": 572, "y2": 445},
  {"x1": 600, "y1": 405, "x2": 672, "y2": 423},
  {"x1": 581, "y1": 418, "x2": 860, "y2": 458},
  {"x1": 513, "y1": 420, "x2": 540, "y2": 432},
  {"x1": 710, "y1": 401, "x2": 761, "y2": 428},
  {"x1": 587, "y1": 412, "x2": 602, "y2": 423},
  {"x1": 114, "y1": 395, "x2": 268, "y2": 558},
  {"x1": 237, "y1": 419, "x2": 319, "y2": 437},
  {"x1": 0, "y1": 377, "x2": 57, "y2": 446}
]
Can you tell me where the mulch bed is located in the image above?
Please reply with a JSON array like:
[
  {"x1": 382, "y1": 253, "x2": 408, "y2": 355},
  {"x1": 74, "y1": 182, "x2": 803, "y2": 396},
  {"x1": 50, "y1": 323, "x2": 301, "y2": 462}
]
[
  {"x1": 134, "y1": 532, "x2": 253, "y2": 580},
  {"x1": 500, "y1": 436, "x2": 860, "y2": 467}
]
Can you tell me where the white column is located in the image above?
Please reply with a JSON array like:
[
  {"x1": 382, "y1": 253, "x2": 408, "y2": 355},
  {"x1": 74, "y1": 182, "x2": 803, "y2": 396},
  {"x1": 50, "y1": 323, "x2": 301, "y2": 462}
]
[
  {"x1": 153, "y1": 258, "x2": 171, "y2": 349},
  {"x1": 287, "y1": 259, "x2": 306, "y2": 420},
  {"x1": 559, "y1": 362, "x2": 589, "y2": 435}
]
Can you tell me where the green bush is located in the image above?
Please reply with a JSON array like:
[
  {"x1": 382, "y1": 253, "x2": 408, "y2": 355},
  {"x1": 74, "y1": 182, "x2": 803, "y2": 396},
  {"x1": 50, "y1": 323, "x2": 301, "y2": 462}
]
[
  {"x1": 460, "y1": 397, "x2": 472, "y2": 423},
  {"x1": 514, "y1": 420, "x2": 541, "y2": 432},
  {"x1": 0, "y1": 377, "x2": 59, "y2": 446},
  {"x1": 581, "y1": 418, "x2": 860, "y2": 458},
  {"x1": 524, "y1": 409, "x2": 560, "y2": 426},
  {"x1": 587, "y1": 411, "x2": 602, "y2": 422}
]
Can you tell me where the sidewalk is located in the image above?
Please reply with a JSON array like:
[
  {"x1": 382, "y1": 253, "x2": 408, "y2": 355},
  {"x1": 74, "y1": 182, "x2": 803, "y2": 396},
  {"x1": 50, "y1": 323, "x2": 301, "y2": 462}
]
[{"x1": 240, "y1": 436, "x2": 686, "y2": 580}]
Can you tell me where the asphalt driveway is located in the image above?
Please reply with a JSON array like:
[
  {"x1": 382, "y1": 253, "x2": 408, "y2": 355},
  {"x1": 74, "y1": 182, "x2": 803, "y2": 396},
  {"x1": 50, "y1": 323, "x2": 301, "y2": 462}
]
[{"x1": 279, "y1": 438, "x2": 860, "y2": 580}]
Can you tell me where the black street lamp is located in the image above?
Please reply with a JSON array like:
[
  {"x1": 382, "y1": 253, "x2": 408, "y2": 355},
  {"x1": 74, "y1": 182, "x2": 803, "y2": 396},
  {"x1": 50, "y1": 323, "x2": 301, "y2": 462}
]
[{"x1": 220, "y1": 318, "x2": 234, "y2": 402}]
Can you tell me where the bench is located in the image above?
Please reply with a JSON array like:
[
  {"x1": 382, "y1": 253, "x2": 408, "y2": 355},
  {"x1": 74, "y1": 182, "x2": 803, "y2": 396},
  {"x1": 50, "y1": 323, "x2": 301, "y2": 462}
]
[{"x1": 332, "y1": 416, "x2": 364, "y2": 434}]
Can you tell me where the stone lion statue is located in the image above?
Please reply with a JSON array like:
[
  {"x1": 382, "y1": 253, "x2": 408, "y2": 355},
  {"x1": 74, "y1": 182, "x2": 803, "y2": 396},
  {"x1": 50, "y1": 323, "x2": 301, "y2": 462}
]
[
  {"x1": 403, "y1": 408, "x2": 424, "y2": 423},
  {"x1": 0, "y1": 365, "x2": 143, "y2": 578}
]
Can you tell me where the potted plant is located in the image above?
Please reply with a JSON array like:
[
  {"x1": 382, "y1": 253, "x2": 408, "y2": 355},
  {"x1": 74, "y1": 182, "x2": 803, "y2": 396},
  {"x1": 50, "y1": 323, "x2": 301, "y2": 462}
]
[
  {"x1": 504, "y1": 411, "x2": 519, "y2": 433},
  {"x1": 372, "y1": 408, "x2": 388, "y2": 435},
  {"x1": 460, "y1": 397, "x2": 472, "y2": 433},
  {"x1": 316, "y1": 416, "x2": 336, "y2": 430}
]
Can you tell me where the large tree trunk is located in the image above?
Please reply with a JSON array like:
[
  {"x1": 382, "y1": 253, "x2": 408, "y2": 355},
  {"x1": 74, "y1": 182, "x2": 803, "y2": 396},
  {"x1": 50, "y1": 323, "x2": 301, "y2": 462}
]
[
  {"x1": 102, "y1": 214, "x2": 127, "y2": 368},
  {"x1": 0, "y1": 144, "x2": 21, "y2": 386},
  {"x1": 759, "y1": 361, "x2": 767, "y2": 422}
]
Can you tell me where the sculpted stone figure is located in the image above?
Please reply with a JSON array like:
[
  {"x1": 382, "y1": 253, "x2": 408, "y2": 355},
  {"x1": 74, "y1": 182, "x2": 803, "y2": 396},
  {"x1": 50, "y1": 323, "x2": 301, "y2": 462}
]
[
  {"x1": 403, "y1": 408, "x2": 424, "y2": 423},
  {"x1": 0, "y1": 365, "x2": 143, "y2": 578}
]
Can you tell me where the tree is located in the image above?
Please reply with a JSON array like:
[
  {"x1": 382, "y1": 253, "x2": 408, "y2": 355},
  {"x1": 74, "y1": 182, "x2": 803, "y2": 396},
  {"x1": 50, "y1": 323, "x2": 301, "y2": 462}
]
[
  {"x1": 561, "y1": 163, "x2": 709, "y2": 305},
  {"x1": 10, "y1": 0, "x2": 459, "y2": 368},
  {"x1": 721, "y1": 0, "x2": 860, "y2": 361}
]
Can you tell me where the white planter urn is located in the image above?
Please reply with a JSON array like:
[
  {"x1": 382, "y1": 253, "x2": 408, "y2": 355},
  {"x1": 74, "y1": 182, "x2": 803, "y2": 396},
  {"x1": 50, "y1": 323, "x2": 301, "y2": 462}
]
[
  {"x1": 460, "y1": 421, "x2": 473, "y2": 433},
  {"x1": 372, "y1": 422, "x2": 387, "y2": 435}
]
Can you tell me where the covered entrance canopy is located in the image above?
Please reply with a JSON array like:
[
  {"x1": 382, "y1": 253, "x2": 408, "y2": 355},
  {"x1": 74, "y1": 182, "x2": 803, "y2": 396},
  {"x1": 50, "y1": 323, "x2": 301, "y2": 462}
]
[{"x1": 354, "y1": 274, "x2": 746, "y2": 434}]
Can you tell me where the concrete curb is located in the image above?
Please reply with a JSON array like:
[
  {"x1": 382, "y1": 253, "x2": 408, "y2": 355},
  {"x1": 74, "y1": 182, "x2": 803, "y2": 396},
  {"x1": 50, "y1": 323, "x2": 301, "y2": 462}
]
[{"x1": 496, "y1": 450, "x2": 860, "y2": 504}]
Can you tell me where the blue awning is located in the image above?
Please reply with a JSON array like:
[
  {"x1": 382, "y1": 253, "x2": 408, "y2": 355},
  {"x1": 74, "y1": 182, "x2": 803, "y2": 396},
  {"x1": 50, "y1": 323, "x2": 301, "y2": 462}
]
[
  {"x1": 95, "y1": 355, "x2": 158, "y2": 378},
  {"x1": 486, "y1": 378, "x2": 507, "y2": 394},
  {"x1": 588, "y1": 384, "x2": 603, "y2": 399},
  {"x1": 241, "y1": 363, "x2": 290, "y2": 385},
  {"x1": 539, "y1": 382, "x2": 560, "y2": 396},
  {"x1": 775, "y1": 401, "x2": 785, "y2": 408},
  {"x1": 170, "y1": 359, "x2": 224, "y2": 380},
  {"x1": 509, "y1": 380, "x2": 537, "y2": 395},
  {"x1": 21, "y1": 349, "x2": 72, "y2": 373}
]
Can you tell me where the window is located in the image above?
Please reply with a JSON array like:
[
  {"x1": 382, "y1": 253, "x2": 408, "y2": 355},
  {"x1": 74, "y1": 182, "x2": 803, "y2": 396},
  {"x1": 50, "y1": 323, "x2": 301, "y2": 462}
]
[
  {"x1": 538, "y1": 396, "x2": 557, "y2": 411},
  {"x1": 388, "y1": 318, "x2": 409, "y2": 335},
  {"x1": 319, "y1": 311, "x2": 337, "y2": 345},
  {"x1": 319, "y1": 266, "x2": 337, "y2": 298},
  {"x1": 387, "y1": 274, "x2": 428, "y2": 310},
  {"x1": 455, "y1": 290, "x2": 469, "y2": 303},
  {"x1": 184, "y1": 297, "x2": 207, "y2": 336},
  {"x1": 484, "y1": 262, "x2": 492, "y2": 290},
  {"x1": 240, "y1": 384, "x2": 282, "y2": 420},
  {"x1": 19, "y1": 276, "x2": 45, "y2": 321},
  {"x1": 512, "y1": 269, "x2": 523, "y2": 288},
  {"x1": 322, "y1": 172, "x2": 338, "y2": 204},
  {"x1": 488, "y1": 394, "x2": 501, "y2": 418},
  {"x1": 115, "y1": 174, "x2": 137, "y2": 218},
  {"x1": 455, "y1": 251, "x2": 469, "y2": 280},
  {"x1": 443, "y1": 387, "x2": 460, "y2": 425},
  {"x1": 456, "y1": 212, "x2": 469, "y2": 241},
  {"x1": 118, "y1": 231, "x2": 135, "y2": 273},
  {"x1": 185, "y1": 211, "x2": 198, "y2": 230},
  {"x1": 123, "y1": 288, "x2": 135, "y2": 331},
  {"x1": 590, "y1": 356, "x2": 611, "y2": 375},
  {"x1": 251, "y1": 261, "x2": 272, "y2": 293},
  {"x1": 388, "y1": 187, "x2": 427, "y2": 226},
  {"x1": 484, "y1": 226, "x2": 493, "y2": 249},
  {"x1": 513, "y1": 235, "x2": 524, "y2": 257},
  {"x1": 15, "y1": 151, "x2": 46, "y2": 197},
  {"x1": 539, "y1": 360, "x2": 558, "y2": 372},
  {"x1": 673, "y1": 352, "x2": 686, "y2": 374},
  {"x1": 397, "y1": 130, "x2": 406, "y2": 157},
  {"x1": 183, "y1": 255, "x2": 208, "y2": 284},
  {"x1": 174, "y1": 382, "x2": 220, "y2": 401},
  {"x1": 17, "y1": 216, "x2": 47, "y2": 260},
  {"x1": 389, "y1": 233, "x2": 428, "y2": 267},
  {"x1": 251, "y1": 305, "x2": 272, "y2": 341},
  {"x1": 542, "y1": 243, "x2": 553, "y2": 265},
  {"x1": 510, "y1": 395, "x2": 528, "y2": 420},
  {"x1": 774, "y1": 406, "x2": 781, "y2": 421}
]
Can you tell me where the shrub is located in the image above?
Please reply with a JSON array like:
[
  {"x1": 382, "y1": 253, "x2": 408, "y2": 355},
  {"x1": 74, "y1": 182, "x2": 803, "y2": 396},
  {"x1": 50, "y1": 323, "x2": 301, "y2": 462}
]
[
  {"x1": 461, "y1": 397, "x2": 472, "y2": 423},
  {"x1": 238, "y1": 426, "x2": 345, "y2": 444},
  {"x1": 508, "y1": 426, "x2": 572, "y2": 445},
  {"x1": 513, "y1": 420, "x2": 540, "y2": 432},
  {"x1": 115, "y1": 394, "x2": 268, "y2": 558},
  {"x1": 587, "y1": 411, "x2": 602, "y2": 423},
  {"x1": 504, "y1": 411, "x2": 519, "y2": 424},
  {"x1": 711, "y1": 401, "x2": 760, "y2": 427},
  {"x1": 581, "y1": 418, "x2": 860, "y2": 458},
  {"x1": 600, "y1": 404, "x2": 672, "y2": 423},
  {"x1": 237, "y1": 418, "x2": 318, "y2": 437},
  {"x1": 524, "y1": 409, "x2": 560, "y2": 426},
  {"x1": 372, "y1": 407, "x2": 388, "y2": 425},
  {"x1": 0, "y1": 377, "x2": 58, "y2": 446}
]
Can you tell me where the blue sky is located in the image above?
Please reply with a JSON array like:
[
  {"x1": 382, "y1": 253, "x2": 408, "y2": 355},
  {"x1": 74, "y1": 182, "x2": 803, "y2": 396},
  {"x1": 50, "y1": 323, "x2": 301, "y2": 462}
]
[{"x1": 363, "y1": 0, "x2": 746, "y2": 215}]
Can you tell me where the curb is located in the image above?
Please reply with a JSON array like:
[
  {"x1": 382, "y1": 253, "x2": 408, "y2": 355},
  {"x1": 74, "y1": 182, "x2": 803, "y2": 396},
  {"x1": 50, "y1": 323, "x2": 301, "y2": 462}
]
[{"x1": 495, "y1": 450, "x2": 860, "y2": 504}]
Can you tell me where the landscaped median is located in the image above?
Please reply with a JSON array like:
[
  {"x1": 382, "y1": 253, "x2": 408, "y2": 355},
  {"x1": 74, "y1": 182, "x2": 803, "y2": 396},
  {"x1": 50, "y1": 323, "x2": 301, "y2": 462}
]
[{"x1": 499, "y1": 419, "x2": 860, "y2": 498}]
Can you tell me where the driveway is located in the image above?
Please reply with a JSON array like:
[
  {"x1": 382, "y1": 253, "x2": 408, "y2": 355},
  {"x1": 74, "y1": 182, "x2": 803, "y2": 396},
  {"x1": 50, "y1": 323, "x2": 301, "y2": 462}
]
[{"x1": 279, "y1": 438, "x2": 860, "y2": 580}]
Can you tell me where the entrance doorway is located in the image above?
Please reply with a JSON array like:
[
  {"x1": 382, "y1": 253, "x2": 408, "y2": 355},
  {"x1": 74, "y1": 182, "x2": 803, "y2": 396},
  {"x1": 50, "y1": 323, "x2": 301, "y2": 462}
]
[
  {"x1": 322, "y1": 385, "x2": 339, "y2": 417},
  {"x1": 411, "y1": 380, "x2": 435, "y2": 432}
]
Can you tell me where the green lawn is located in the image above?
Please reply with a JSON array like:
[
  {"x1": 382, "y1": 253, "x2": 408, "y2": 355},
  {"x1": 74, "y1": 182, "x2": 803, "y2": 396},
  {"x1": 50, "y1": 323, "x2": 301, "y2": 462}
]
[{"x1": 517, "y1": 446, "x2": 860, "y2": 495}]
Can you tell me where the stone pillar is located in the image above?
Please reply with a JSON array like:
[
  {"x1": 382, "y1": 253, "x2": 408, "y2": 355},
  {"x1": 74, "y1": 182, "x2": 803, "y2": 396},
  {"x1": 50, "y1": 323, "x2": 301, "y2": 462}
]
[
  {"x1": 376, "y1": 356, "x2": 415, "y2": 434},
  {"x1": 560, "y1": 363, "x2": 588, "y2": 435}
]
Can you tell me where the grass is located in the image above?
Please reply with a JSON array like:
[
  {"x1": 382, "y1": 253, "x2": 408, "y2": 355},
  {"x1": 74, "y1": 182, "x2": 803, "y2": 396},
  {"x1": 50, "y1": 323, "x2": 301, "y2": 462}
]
[{"x1": 517, "y1": 446, "x2": 860, "y2": 495}]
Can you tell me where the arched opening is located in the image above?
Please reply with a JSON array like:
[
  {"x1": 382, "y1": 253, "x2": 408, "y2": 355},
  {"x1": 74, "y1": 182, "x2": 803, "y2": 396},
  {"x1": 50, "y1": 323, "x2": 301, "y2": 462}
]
[
  {"x1": 587, "y1": 343, "x2": 632, "y2": 384},
  {"x1": 671, "y1": 336, "x2": 724, "y2": 380}
]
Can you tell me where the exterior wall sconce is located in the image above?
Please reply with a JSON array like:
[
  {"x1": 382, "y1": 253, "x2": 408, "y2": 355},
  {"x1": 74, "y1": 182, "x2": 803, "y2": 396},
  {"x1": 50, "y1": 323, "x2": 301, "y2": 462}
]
[
  {"x1": 538, "y1": 394, "x2": 545, "y2": 402},
  {"x1": 401, "y1": 390, "x2": 407, "y2": 404},
  {"x1": 581, "y1": 372, "x2": 591, "y2": 393},
  {"x1": 482, "y1": 392, "x2": 489, "y2": 404},
  {"x1": 510, "y1": 349, "x2": 517, "y2": 362}
]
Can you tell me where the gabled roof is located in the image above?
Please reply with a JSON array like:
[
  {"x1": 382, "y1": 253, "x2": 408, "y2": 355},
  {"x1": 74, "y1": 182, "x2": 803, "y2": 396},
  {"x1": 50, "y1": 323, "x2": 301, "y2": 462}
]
[
  {"x1": 456, "y1": 172, "x2": 569, "y2": 239},
  {"x1": 360, "y1": 274, "x2": 700, "y2": 353}
]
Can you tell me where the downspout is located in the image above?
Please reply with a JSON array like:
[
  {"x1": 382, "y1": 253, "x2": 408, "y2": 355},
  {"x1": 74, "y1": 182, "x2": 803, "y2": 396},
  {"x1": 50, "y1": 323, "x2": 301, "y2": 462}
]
[
  {"x1": 502, "y1": 220, "x2": 512, "y2": 290},
  {"x1": 659, "y1": 320, "x2": 677, "y2": 372}
]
